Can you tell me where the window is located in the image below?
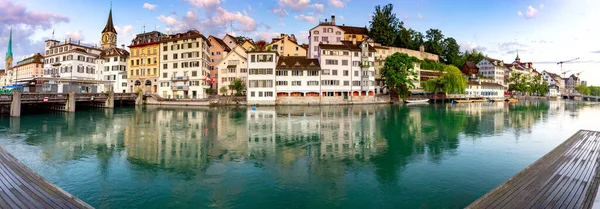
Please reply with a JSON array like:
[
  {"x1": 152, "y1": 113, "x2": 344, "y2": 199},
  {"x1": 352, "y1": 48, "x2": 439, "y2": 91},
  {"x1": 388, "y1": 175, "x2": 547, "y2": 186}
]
[
  {"x1": 354, "y1": 71, "x2": 359, "y2": 76},
  {"x1": 342, "y1": 60, "x2": 348, "y2": 66},
  {"x1": 353, "y1": 81, "x2": 360, "y2": 86},
  {"x1": 325, "y1": 59, "x2": 338, "y2": 65},
  {"x1": 354, "y1": 52, "x2": 359, "y2": 57},
  {"x1": 251, "y1": 91, "x2": 255, "y2": 97},
  {"x1": 265, "y1": 92, "x2": 273, "y2": 97},
  {"x1": 292, "y1": 81, "x2": 302, "y2": 86},
  {"x1": 276, "y1": 81, "x2": 288, "y2": 86},
  {"x1": 240, "y1": 68, "x2": 247, "y2": 73},
  {"x1": 307, "y1": 71, "x2": 319, "y2": 76},
  {"x1": 292, "y1": 70, "x2": 302, "y2": 76},
  {"x1": 314, "y1": 30, "x2": 319, "y2": 35},
  {"x1": 163, "y1": 64, "x2": 168, "y2": 69},
  {"x1": 313, "y1": 46, "x2": 318, "y2": 51},
  {"x1": 259, "y1": 92, "x2": 264, "y2": 97},
  {"x1": 276, "y1": 70, "x2": 288, "y2": 76},
  {"x1": 336, "y1": 37, "x2": 341, "y2": 42},
  {"x1": 332, "y1": 70, "x2": 338, "y2": 76},
  {"x1": 307, "y1": 81, "x2": 319, "y2": 86},
  {"x1": 251, "y1": 55, "x2": 255, "y2": 62},
  {"x1": 192, "y1": 71, "x2": 198, "y2": 77},
  {"x1": 321, "y1": 80, "x2": 339, "y2": 86},
  {"x1": 173, "y1": 63, "x2": 178, "y2": 68},
  {"x1": 314, "y1": 36, "x2": 319, "y2": 41},
  {"x1": 352, "y1": 61, "x2": 360, "y2": 66},
  {"x1": 322, "y1": 69, "x2": 330, "y2": 75},
  {"x1": 249, "y1": 68, "x2": 273, "y2": 75},
  {"x1": 343, "y1": 70, "x2": 349, "y2": 76},
  {"x1": 322, "y1": 37, "x2": 329, "y2": 42},
  {"x1": 173, "y1": 54, "x2": 178, "y2": 59},
  {"x1": 344, "y1": 81, "x2": 350, "y2": 86}
]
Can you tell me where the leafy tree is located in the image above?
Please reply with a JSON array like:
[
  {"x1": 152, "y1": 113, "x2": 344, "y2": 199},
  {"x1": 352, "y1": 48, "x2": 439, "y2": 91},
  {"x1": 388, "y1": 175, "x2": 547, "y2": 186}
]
[
  {"x1": 205, "y1": 88, "x2": 214, "y2": 95},
  {"x1": 423, "y1": 65, "x2": 467, "y2": 102},
  {"x1": 576, "y1": 84, "x2": 590, "y2": 95},
  {"x1": 381, "y1": 53, "x2": 420, "y2": 100},
  {"x1": 424, "y1": 29, "x2": 444, "y2": 55},
  {"x1": 508, "y1": 72, "x2": 526, "y2": 95},
  {"x1": 369, "y1": 4, "x2": 399, "y2": 46},
  {"x1": 457, "y1": 49, "x2": 486, "y2": 68},
  {"x1": 229, "y1": 78, "x2": 245, "y2": 96},
  {"x1": 219, "y1": 86, "x2": 228, "y2": 96},
  {"x1": 394, "y1": 23, "x2": 411, "y2": 48},
  {"x1": 590, "y1": 86, "x2": 600, "y2": 96},
  {"x1": 409, "y1": 30, "x2": 424, "y2": 50},
  {"x1": 441, "y1": 37, "x2": 460, "y2": 66}
]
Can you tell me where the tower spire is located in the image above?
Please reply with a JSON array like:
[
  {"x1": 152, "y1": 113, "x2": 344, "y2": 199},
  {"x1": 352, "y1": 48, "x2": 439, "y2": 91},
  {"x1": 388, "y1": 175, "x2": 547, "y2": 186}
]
[
  {"x1": 6, "y1": 25, "x2": 13, "y2": 60},
  {"x1": 102, "y1": 2, "x2": 117, "y2": 34}
]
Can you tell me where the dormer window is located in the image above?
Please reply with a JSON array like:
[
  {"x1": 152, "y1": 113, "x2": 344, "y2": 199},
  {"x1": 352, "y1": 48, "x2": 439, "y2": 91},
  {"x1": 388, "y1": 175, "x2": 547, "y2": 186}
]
[{"x1": 314, "y1": 31, "x2": 319, "y2": 35}]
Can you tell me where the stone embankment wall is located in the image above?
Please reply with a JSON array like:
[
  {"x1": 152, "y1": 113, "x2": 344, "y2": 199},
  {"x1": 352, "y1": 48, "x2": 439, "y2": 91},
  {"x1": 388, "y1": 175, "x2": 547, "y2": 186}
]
[{"x1": 146, "y1": 94, "x2": 390, "y2": 106}]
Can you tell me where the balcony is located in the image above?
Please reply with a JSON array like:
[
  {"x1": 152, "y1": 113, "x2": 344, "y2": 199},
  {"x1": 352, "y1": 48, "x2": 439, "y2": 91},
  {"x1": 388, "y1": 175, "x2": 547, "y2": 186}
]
[
  {"x1": 172, "y1": 86, "x2": 189, "y2": 91},
  {"x1": 171, "y1": 76, "x2": 189, "y2": 81}
]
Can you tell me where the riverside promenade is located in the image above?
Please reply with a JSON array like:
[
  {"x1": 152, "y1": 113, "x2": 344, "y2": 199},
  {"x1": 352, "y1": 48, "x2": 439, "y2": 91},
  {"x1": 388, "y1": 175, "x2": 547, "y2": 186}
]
[
  {"x1": 0, "y1": 147, "x2": 92, "y2": 208},
  {"x1": 468, "y1": 130, "x2": 600, "y2": 208}
]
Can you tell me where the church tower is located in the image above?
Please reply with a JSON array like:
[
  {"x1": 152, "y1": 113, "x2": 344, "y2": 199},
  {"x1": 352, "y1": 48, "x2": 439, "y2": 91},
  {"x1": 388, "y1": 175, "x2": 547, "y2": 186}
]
[
  {"x1": 5, "y1": 26, "x2": 13, "y2": 71},
  {"x1": 101, "y1": 3, "x2": 117, "y2": 49}
]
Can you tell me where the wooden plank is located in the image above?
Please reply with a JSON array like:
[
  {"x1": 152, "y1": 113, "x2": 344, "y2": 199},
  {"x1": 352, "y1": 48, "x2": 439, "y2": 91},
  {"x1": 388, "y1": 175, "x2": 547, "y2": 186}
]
[
  {"x1": 0, "y1": 147, "x2": 93, "y2": 209},
  {"x1": 467, "y1": 130, "x2": 600, "y2": 209}
]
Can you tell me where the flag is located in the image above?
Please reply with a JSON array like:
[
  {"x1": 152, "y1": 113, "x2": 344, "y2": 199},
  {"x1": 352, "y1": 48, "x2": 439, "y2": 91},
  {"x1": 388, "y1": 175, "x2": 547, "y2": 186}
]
[{"x1": 210, "y1": 77, "x2": 215, "y2": 84}]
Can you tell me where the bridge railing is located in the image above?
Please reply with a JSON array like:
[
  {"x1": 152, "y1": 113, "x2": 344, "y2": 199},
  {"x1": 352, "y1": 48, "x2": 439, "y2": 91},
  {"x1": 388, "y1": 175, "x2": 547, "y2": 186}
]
[{"x1": 21, "y1": 93, "x2": 69, "y2": 101}]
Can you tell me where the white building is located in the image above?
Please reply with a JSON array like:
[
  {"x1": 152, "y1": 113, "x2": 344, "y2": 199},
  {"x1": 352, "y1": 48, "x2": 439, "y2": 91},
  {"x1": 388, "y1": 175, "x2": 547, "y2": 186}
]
[
  {"x1": 216, "y1": 46, "x2": 248, "y2": 95},
  {"x1": 462, "y1": 80, "x2": 505, "y2": 99},
  {"x1": 43, "y1": 39, "x2": 102, "y2": 81},
  {"x1": 541, "y1": 70, "x2": 563, "y2": 96},
  {"x1": 318, "y1": 39, "x2": 376, "y2": 98},
  {"x1": 157, "y1": 30, "x2": 211, "y2": 99},
  {"x1": 476, "y1": 57, "x2": 506, "y2": 88},
  {"x1": 307, "y1": 16, "x2": 369, "y2": 59},
  {"x1": 246, "y1": 51, "x2": 277, "y2": 105},
  {"x1": 96, "y1": 47, "x2": 129, "y2": 92}
]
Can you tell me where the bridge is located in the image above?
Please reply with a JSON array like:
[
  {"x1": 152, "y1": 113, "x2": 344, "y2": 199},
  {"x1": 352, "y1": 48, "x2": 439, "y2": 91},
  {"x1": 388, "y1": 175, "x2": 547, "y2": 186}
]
[
  {"x1": 582, "y1": 95, "x2": 600, "y2": 101},
  {"x1": 1, "y1": 91, "x2": 141, "y2": 117}
]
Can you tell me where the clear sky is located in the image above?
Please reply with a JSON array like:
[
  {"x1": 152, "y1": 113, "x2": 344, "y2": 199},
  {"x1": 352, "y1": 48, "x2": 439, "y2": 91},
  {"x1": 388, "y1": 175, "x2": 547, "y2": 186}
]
[{"x1": 1, "y1": 0, "x2": 599, "y2": 84}]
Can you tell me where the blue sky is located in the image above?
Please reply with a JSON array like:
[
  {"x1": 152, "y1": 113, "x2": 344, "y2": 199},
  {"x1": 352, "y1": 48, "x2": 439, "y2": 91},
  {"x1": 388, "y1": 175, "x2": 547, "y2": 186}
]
[{"x1": 1, "y1": 0, "x2": 599, "y2": 84}]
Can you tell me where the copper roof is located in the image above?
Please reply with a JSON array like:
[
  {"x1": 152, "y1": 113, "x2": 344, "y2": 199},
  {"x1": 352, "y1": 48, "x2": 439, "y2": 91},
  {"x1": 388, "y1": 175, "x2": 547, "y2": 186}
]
[
  {"x1": 337, "y1": 25, "x2": 369, "y2": 35},
  {"x1": 129, "y1": 31, "x2": 166, "y2": 47},
  {"x1": 276, "y1": 56, "x2": 320, "y2": 70}
]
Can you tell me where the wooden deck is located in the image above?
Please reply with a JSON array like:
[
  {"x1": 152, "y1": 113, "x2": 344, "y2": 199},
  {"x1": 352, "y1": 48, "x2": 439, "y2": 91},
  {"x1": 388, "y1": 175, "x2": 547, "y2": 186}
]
[
  {"x1": 0, "y1": 146, "x2": 92, "y2": 209},
  {"x1": 468, "y1": 130, "x2": 600, "y2": 209}
]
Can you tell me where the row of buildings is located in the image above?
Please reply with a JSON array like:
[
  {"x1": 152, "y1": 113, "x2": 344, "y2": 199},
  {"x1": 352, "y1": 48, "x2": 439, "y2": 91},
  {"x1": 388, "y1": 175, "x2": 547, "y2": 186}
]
[{"x1": 1, "y1": 7, "x2": 580, "y2": 102}]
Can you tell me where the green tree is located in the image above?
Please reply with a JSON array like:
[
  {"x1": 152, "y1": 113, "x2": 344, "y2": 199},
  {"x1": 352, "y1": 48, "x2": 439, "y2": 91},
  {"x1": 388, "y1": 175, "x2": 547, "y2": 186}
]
[
  {"x1": 508, "y1": 72, "x2": 526, "y2": 95},
  {"x1": 590, "y1": 86, "x2": 600, "y2": 96},
  {"x1": 368, "y1": 4, "x2": 398, "y2": 46},
  {"x1": 423, "y1": 65, "x2": 467, "y2": 102},
  {"x1": 457, "y1": 49, "x2": 486, "y2": 68},
  {"x1": 219, "y1": 86, "x2": 228, "y2": 96},
  {"x1": 576, "y1": 84, "x2": 590, "y2": 95},
  {"x1": 394, "y1": 24, "x2": 411, "y2": 48},
  {"x1": 229, "y1": 78, "x2": 245, "y2": 96},
  {"x1": 441, "y1": 37, "x2": 460, "y2": 66},
  {"x1": 205, "y1": 88, "x2": 214, "y2": 95},
  {"x1": 409, "y1": 30, "x2": 424, "y2": 50},
  {"x1": 381, "y1": 53, "x2": 419, "y2": 100},
  {"x1": 424, "y1": 29, "x2": 444, "y2": 55}
]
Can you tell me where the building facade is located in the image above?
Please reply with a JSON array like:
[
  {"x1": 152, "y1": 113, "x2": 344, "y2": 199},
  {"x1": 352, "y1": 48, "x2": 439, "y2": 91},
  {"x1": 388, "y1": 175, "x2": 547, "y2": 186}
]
[
  {"x1": 96, "y1": 7, "x2": 130, "y2": 93},
  {"x1": 128, "y1": 31, "x2": 165, "y2": 93},
  {"x1": 208, "y1": 35, "x2": 231, "y2": 90},
  {"x1": 43, "y1": 39, "x2": 102, "y2": 81},
  {"x1": 307, "y1": 15, "x2": 369, "y2": 59},
  {"x1": 157, "y1": 30, "x2": 211, "y2": 99},
  {"x1": 217, "y1": 46, "x2": 247, "y2": 95},
  {"x1": 267, "y1": 34, "x2": 306, "y2": 57},
  {"x1": 477, "y1": 57, "x2": 506, "y2": 87},
  {"x1": 246, "y1": 51, "x2": 277, "y2": 105},
  {"x1": 565, "y1": 74, "x2": 580, "y2": 95},
  {"x1": 14, "y1": 53, "x2": 44, "y2": 81}
]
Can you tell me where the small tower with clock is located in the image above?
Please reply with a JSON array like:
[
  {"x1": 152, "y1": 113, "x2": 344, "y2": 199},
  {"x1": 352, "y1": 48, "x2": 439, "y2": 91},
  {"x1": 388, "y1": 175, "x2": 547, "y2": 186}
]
[{"x1": 101, "y1": 3, "x2": 117, "y2": 49}]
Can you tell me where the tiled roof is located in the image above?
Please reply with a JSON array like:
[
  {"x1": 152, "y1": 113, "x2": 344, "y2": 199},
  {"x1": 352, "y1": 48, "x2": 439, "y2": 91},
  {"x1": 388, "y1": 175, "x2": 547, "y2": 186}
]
[
  {"x1": 276, "y1": 56, "x2": 320, "y2": 70},
  {"x1": 209, "y1": 36, "x2": 231, "y2": 52},
  {"x1": 161, "y1": 30, "x2": 210, "y2": 46},
  {"x1": 100, "y1": 47, "x2": 130, "y2": 58},
  {"x1": 129, "y1": 31, "x2": 166, "y2": 47},
  {"x1": 337, "y1": 25, "x2": 369, "y2": 35}
]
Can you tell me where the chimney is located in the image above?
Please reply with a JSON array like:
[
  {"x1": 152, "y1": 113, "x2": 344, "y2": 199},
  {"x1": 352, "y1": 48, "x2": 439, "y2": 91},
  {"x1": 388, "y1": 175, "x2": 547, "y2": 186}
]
[
  {"x1": 352, "y1": 37, "x2": 356, "y2": 45},
  {"x1": 419, "y1": 44, "x2": 424, "y2": 52},
  {"x1": 331, "y1": 15, "x2": 336, "y2": 25},
  {"x1": 122, "y1": 44, "x2": 125, "y2": 49},
  {"x1": 325, "y1": 18, "x2": 328, "y2": 23}
]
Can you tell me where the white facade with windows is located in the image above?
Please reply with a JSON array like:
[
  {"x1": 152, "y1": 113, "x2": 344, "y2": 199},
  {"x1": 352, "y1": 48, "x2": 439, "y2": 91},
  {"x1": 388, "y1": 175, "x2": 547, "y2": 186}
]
[
  {"x1": 246, "y1": 51, "x2": 277, "y2": 105},
  {"x1": 217, "y1": 46, "x2": 248, "y2": 94},
  {"x1": 43, "y1": 39, "x2": 102, "y2": 80},
  {"x1": 476, "y1": 58, "x2": 506, "y2": 87},
  {"x1": 462, "y1": 81, "x2": 505, "y2": 99},
  {"x1": 318, "y1": 40, "x2": 376, "y2": 97},
  {"x1": 157, "y1": 30, "x2": 211, "y2": 99},
  {"x1": 308, "y1": 24, "x2": 345, "y2": 59},
  {"x1": 95, "y1": 49, "x2": 129, "y2": 93}
]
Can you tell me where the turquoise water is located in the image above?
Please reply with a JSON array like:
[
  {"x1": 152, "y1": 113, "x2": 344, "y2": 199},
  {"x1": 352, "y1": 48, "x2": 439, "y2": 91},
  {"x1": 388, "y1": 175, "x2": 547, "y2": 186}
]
[{"x1": 0, "y1": 101, "x2": 598, "y2": 208}]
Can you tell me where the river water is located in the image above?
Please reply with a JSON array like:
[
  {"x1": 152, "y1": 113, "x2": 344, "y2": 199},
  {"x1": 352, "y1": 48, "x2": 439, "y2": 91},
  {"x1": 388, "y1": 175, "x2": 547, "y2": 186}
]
[{"x1": 0, "y1": 101, "x2": 598, "y2": 208}]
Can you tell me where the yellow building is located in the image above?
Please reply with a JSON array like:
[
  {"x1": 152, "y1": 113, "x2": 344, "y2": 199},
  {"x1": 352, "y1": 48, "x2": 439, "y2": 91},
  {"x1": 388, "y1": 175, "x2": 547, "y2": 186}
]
[
  {"x1": 127, "y1": 31, "x2": 166, "y2": 93},
  {"x1": 240, "y1": 40, "x2": 256, "y2": 51},
  {"x1": 266, "y1": 34, "x2": 307, "y2": 56}
]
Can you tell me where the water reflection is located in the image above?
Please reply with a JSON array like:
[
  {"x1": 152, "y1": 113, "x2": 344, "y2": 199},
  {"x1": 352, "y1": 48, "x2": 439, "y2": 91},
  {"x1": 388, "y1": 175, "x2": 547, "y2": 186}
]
[{"x1": 0, "y1": 100, "x2": 597, "y2": 208}]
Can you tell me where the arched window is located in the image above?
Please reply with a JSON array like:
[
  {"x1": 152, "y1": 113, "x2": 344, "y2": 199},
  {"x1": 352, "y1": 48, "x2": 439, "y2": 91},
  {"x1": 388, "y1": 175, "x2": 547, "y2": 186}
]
[
  {"x1": 135, "y1": 80, "x2": 142, "y2": 86},
  {"x1": 145, "y1": 80, "x2": 152, "y2": 86}
]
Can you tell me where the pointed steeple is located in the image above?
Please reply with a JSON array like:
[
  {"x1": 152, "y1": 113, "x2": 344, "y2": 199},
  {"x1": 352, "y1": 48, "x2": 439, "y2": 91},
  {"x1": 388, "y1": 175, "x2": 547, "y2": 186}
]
[
  {"x1": 6, "y1": 25, "x2": 13, "y2": 60},
  {"x1": 102, "y1": 2, "x2": 117, "y2": 34},
  {"x1": 515, "y1": 49, "x2": 520, "y2": 61}
]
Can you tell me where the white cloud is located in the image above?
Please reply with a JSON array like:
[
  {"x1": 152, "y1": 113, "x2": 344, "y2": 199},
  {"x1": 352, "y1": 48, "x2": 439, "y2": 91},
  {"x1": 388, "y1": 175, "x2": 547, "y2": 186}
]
[
  {"x1": 328, "y1": 0, "x2": 347, "y2": 8},
  {"x1": 338, "y1": 16, "x2": 345, "y2": 21},
  {"x1": 186, "y1": 0, "x2": 221, "y2": 8},
  {"x1": 143, "y1": 3, "x2": 158, "y2": 10},
  {"x1": 254, "y1": 32, "x2": 279, "y2": 41},
  {"x1": 460, "y1": 41, "x2": 487, "y2": 52},
  {"x1": 417, "y1": 13, "x2": 423, "y2": 20},
  {"x1": 271, "y1": 7, "x2": 288, "y2": 18},
  {"x1": 295, "y1": 14, "x2": 317, "y2": 22},
  {"x1": 278, "y1": 0, "x2": 312, "y2": 12},
  {"x1": 115, "y1": 25, "x2": 133, "y2": 37},
  {"x1": 297, "y1": 30, "x2": 309, "y2": 44},
  {"x1": 65, "y1": 31, "x2": 84, "y2": 41},
  {"x1": 157, "y1": 15, "x2": 180, "y2": 26},
  {"x1": 312, "y1": 4, "x2": 324, "y2": 13},
  {"x1": 518, "y1": 5, "x2": 538, "y2": 19}
]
